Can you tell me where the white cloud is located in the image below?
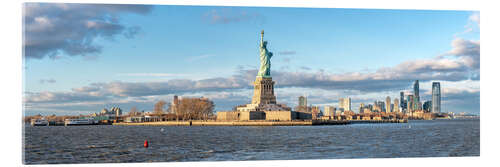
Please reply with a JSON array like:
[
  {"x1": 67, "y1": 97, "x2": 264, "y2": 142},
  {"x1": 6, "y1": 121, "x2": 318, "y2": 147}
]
[
  {"x1": 23, "y1": 3, "x2": 153, "y2": 59},
  {"x1": 469, "y1": 12, "x2": 480, "y2": 28}
]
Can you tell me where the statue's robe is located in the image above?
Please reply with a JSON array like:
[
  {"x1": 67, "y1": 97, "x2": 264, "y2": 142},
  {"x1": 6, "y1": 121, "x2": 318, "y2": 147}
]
[{"x1": 258, "y1": 41, "x2": 273, "y2": 77}]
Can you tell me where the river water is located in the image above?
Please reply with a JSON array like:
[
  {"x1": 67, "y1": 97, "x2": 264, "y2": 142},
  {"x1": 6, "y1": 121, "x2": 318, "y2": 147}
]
[{"x1": 23, "y1": 119, "x2": 479, "y2": 164}]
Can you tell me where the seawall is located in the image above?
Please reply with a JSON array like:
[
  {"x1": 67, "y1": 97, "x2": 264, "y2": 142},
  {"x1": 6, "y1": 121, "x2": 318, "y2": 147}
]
[{"x1": 112, "y1": 119, "x2": 406, "y2": 126}]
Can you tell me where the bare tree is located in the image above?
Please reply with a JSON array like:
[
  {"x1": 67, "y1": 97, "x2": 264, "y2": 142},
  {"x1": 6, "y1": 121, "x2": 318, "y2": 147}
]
[
  {"x1": 154, "y1": 100, "x2": 167, "y2": 116},
  {"x1": 176, "y1": 97, "x2": 215, "y2": 120},
  {"x1": 128, "y1": 106, "x2": 139, "y2": 116}
]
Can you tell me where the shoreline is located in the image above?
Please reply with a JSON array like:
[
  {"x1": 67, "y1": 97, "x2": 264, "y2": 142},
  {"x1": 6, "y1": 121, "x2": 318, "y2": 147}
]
[{"x1": 112, "y1": 119, "x2": 408, "y2": 126}]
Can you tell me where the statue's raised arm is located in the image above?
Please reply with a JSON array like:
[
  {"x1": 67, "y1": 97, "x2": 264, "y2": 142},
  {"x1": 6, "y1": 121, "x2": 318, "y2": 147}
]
[{"x1": 260, "y1": 30, "x2": 264, "y2": 48}]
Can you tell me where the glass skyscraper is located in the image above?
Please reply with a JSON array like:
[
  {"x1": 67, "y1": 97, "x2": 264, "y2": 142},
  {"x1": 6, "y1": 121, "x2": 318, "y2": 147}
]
[
  {"x1": 407, "y1": 95, "x2": 414, "y2": 113},
  {"x1": 432, "y1": 82, "x2": 441, "y2": 113},
  {"x1": 400, "y1": 91, "x2": 405, "y2": 112},
  {"x1": 413, "y1": 80, "x2": 420, "y2": 110}
]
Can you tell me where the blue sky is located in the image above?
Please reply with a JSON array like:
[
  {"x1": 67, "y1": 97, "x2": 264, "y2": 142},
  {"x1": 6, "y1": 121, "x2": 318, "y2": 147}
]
[{"x1": 23, "y1": 3, "x2": 480, "y2": 115}]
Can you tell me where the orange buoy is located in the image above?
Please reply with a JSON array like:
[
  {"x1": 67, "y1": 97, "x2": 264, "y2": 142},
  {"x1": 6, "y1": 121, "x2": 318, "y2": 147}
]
[{"x1": 144, "y1": 140, "x2": 149, "y2": 148}]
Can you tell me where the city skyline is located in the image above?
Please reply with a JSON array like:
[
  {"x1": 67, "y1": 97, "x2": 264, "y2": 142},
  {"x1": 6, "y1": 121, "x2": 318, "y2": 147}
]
[{"x1": 23, "y1": 3, "x2": 480, "y2": 116}]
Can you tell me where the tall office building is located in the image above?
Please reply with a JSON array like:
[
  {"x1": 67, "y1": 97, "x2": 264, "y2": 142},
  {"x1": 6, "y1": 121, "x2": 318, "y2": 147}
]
[
  {"x1": 374, "y1": 101, "x2": 385, "y2": 113},
  {"x1": 298, "y1": 96, "x2": 307, "y2": 107},
  {"x1": 394, "y1": 98, "x2": 399, "y2": 112},
  {"x1": 346, "y1": 97, "x2": 351, "y2": 111},
  {"x1": 339, "y1": 97, "x2": 351, "y2": 111},
  {"x1": 385, "y1": 96, "x2": 391, "y2": 113},
  {"x1": 339, "y1": 98, "x2": 345, "y2": 111},
  {"x1": 432, "y1": 82, "x2": 441, "y2": 113},
  {"x1": 413, "y1": 80, "x2": 420, "y2": 110},
  {"x1": 172, "y1": 95, "x2": 179, "y2": 114},
  {"x1": 400, "y1": 91, "x2": 405, "y2": 111},
  {"x1": 407, "y1": 95, "x2": 414, "y2": 113}
]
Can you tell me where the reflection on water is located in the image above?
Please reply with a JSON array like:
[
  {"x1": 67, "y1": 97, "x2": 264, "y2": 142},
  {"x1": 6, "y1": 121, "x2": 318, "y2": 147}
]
[{"x1": 23, "y1": 119, "x2": 479, "y2": 164}]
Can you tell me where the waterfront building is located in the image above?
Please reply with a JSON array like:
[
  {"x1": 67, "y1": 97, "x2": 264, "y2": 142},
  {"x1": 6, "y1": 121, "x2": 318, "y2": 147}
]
[
  {"x1": 385, "y1": 96, "x2": 391, "y2": 113},
  {"x1": 100, "y1": 107, "x2": 122, "y2": 116},
  {"x1": 394, "y1": 98, "x2": 400, "y2": 113},
  {"x1": 432, "y1": 82, "x2": 441, "y2": 113},
  {"x1": 311, "y1": 106, "x2": 321, "y2": 119}
]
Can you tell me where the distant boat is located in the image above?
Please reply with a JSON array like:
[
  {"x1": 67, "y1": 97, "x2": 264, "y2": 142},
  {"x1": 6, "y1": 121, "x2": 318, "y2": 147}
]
[
  {"x1": 64, "y1": 118, "x2": 96, "y2": 126},
  {"x1": 31, "y1": 119, "x2": 49, "y2": 126}
]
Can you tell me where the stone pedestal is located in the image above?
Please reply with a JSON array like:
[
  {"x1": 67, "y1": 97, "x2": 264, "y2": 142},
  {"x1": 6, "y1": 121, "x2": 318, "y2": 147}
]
[{"x1": 251, "y1": 76, "x2": 276, "y2": 105}]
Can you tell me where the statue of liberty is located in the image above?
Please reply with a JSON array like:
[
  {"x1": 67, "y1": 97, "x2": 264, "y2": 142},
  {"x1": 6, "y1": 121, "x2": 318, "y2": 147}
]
[{"x1": 257, "y1": 30, "x2": 273, "y2": 77}]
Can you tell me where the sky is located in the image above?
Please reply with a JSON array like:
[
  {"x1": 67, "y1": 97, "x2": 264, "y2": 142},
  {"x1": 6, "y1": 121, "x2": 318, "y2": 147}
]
[{"x1": 23, "y1": 3, "x2": 480, "y2": 116}]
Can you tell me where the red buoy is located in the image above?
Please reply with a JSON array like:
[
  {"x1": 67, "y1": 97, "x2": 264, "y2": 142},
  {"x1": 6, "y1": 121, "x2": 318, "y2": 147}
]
[{"x1": 144, "y1": 140, "x2": 149, "y2": 148}]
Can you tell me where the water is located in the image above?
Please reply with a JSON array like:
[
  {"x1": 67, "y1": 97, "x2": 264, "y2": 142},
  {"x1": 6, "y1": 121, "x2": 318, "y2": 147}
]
[{"x1": 23, "y1": 119, "x2": 479, "y2": 164}]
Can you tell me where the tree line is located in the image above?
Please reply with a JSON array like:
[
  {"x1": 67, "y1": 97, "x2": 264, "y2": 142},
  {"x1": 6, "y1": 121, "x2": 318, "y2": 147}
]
[{"x1": 146, "y1": 97, "x2": 215, "y2": 121}]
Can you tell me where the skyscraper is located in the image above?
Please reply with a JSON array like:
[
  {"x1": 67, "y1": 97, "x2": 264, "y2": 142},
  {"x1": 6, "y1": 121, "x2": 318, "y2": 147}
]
[
  {"x1": 172, "y1": 95, "x2": 179, "y2": 114},
  {"x1": 394, "y1": 98, "x2": 399, "y2": 113},
  {"x1": 374, "y1": 101, "x2": 385, "y2": 113},
  {"x1": 400, "y1": 91, "x2": 405, "y2": 111},
  {"x1": 339, "y1": 97, "x2": 351, "y2": 111},
  {"x1": 359, "y1": 103, "x2": 364, "y2": 113},
  {"x1": 385, "y1": 96, "x2": 391, "y2": 113},
  {"x1": 407, "y1": 95, "x2": 414, "y2": 113},
  {"x1": 298, "y1": 96, "x2": 307, "y2": 107},
  {"x1": 413, "y1": 80, "x2": 420, "y2": 110},
  {"x1": 346, "y1": 97, "x2": 351, "y2": 111},
  {"x1": 339, "y1": 98, "x2": 345, "y2": 111},
  {"x1": 432, "y1": 82, "x2": 441, "y2": 113}
]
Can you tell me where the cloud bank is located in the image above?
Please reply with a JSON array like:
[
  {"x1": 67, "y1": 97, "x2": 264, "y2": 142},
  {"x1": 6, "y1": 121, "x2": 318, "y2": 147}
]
[{"x1": 23, "y1": 3, "x2": 153, "y2": 59}]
